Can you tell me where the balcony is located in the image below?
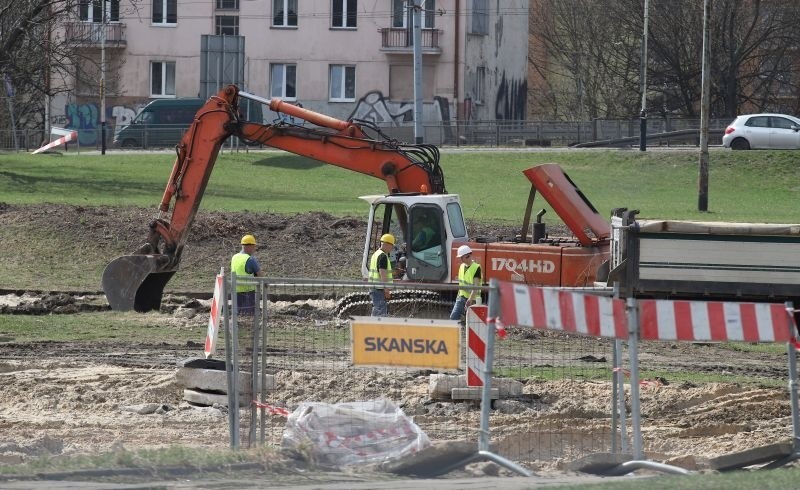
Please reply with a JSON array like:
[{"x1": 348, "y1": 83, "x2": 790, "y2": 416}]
[
  {"x1": 64, "y1": 22, "x2": 126, "y2": 48},
  {"x1": 379, "y1": 27, "x2": 442, "y2": 55}
]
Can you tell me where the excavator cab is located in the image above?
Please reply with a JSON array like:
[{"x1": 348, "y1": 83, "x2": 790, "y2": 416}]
[{"x1": 361, "y1": 194, "x2": 466, "y2": 283}]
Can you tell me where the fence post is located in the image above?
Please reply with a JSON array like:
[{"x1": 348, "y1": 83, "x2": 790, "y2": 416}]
[
  {"x1": 786, "y1": 302, "x2": 800, "y2": 455},
  {"x1": 227, "y1": 272, "x2": 241, "y2": 449},
  {"x1": 478, "y1": 279, "x2": 533, "y2": 475},
  {"x1": 259, "y1": 280, "x2": 268, "y2": 445},
  {"x1": 248, "y1": 279, "x2": 261, "y2": 447},
  {"x1": 626, "y1": 297, "x2": 644, "y2": 460},
  {"x1": 611, "y1": 339, "x2": 628, "y2": 453},
  {"x1": 443, "y1": 279, "x2": 533, "y2": 476}
]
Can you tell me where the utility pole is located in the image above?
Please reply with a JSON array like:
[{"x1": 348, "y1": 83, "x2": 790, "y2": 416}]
[
  {"x1": 639, "y1": 0, "x2": 650, "y2": 151},
  {"x1": 412, "y1": 0, "x2": 423, "y2": 144},
  {"x1": 100, "y1": 1, "x2": 107, "y2": 155},
  {"x1": 698, "y1": 0, "x2": 711, "y2": 211}
]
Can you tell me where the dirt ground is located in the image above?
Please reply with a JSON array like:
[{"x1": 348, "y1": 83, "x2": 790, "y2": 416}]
[{"x1": 0, "y1": 204, "x2": 797, "y2": 484}]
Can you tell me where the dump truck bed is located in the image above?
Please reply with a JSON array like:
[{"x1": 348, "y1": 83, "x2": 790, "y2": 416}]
[{"x1": 607, "y1": 213, "x2": 800, "y2": 300}]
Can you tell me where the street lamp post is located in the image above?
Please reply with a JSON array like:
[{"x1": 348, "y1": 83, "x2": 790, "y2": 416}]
[
  {"x1": 100, "y1": 1, "x2": 107, "y2": 155},
  {"x1": 412, "y1": 0, "x2": 423, "y2": 144},
  {"x1": 639, "y1": 0, "x2": 650, "y2": 152},
  {"x1": 698, "y1": 0, "x2": 711, "y2": 211}
]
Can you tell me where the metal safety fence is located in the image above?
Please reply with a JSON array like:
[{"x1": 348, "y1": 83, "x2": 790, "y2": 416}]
[
  {"x1": 3, "y1": 117, "x2": 734, "y2": 152},
  {"x1": 211, "y1": 274, "x2": 800, "y2": 474},
  {"x1": 215, "y1": 275, "x2": 616, "y2": 473}
]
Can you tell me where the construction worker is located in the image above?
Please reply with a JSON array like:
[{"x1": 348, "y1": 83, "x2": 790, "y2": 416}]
[
  {"x1": 231, "y1": 234, "x2": 264, "y2": 315},
  {"x1": 450, "y1": 245, "x2": 482, "y2": 321},
  {"x1": 369, "y1": 233, "x2": 395, "y2": 317},
  {"x1": 411, "y1": 212, "x2": 437, "y2": 251}
]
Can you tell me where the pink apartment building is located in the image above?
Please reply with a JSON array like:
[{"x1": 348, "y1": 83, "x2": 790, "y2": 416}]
[{"x1": 53, "y1": 0, "x2": 528, "y2": 144}]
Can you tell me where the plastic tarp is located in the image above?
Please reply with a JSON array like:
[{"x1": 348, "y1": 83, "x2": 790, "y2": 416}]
[{"x1": 281, "y1": 399, "x2": 430, "y2": 467}]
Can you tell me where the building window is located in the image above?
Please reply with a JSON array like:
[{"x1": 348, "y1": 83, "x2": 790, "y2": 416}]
[
  {"x1": 392, "y1": 0, "x2": 405, "y2": 28},
  {"x1": 153, "y1": 0, "x2": 177, "y2": 24},
  {"x1": 329, "y1": 65, "x2": 355, "y2": 102},
  {"x1": 470, "y1": 0, "x2": 488, "y2": 35},
  {"x1": 273, "y1": 0, "x2": 298, "y2": 26},
  {"x1": 332, "y1": 0, "x2": 357, "y2": 28},
  {"x1": 215, "y1": 15, "x2": 239, "y2": 35},
  {"x1": 216, "y1": 0, "x2": 239, "y2": 9},
  {"x1": 79, "y1": 0, "x2": 120, "y2": 22},
  {"x1": 392, "y1": 0, "x2": 435, "y2": 28},
  {"x1": 473, "y1": 65, "x2": 485, "y2": 104},
  {"x1": 151, "y1": 61, "x2": 176, "y2": 97},
  {"x1": 270, "y1": 63, "x2": 297, "y2": 99}
]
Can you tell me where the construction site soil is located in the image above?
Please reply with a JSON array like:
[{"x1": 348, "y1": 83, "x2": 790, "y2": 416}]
[{"x1": 0, "y1": 204, "x2": 797, "y2": 487}]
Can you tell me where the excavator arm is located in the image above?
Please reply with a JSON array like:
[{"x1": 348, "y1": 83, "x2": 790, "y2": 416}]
[{"x1": 102, "y1": 84, "x2": 446, "y2": 312}]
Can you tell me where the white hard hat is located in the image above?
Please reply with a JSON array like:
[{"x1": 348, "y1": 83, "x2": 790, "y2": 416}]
[{"x1": 456, "y1": 245, "x2": 473, "y2": 257}]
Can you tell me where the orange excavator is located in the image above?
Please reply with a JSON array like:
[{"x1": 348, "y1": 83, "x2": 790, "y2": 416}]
[{"x1": 102, "y1": 84, "x2": 610, "y2": 312}]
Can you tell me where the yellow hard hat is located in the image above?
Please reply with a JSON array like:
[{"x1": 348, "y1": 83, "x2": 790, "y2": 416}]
[
  {"x1": 241, "y1": 234, "x2": 257, "y2": 245},
  {"x1": 380, "y1": 233, "x2": 396, "y2": 245}
]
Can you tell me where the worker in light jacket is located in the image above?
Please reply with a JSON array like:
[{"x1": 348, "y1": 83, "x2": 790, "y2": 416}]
[
  {"x1": 450, "y1": 245, "x2": 482, "y2": 321},
  {"x1": 231, "y1": 234, "x2": 264, "y2": 316},
  {"x1": 369, "y1": 233, "x2": 395, "y2": 317}
]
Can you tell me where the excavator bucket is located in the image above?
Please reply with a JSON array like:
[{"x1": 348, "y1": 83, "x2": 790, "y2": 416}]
[{"x1": 102, "y1": 255, "x2": 177, "y2": 312}]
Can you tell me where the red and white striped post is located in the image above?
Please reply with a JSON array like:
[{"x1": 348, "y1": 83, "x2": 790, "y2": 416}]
[
  {"x1": 31, "y1": 129, "x2": 78, "y2": 154},
  {"x1": 204, "y1": 268, "x2": 225, "y2": 359},
  {"x1": 465, "y1": 305, "x2": 489, "y2": 387},
  {"x1": 466, "y1": 305, "x2": 508, "y2": 388}
]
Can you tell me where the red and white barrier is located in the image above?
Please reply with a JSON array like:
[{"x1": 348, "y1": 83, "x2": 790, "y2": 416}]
[
  {"x1": 499, "y1": 281, "x2": 795, "y2": 344},
  {"x1": 31, "y1": 129, "x2": 78, "y2": 154},
  {"x1": 499, "y1": 282, "x2": 628, "y2": 339},
  {"x1": 204, "y1": 271, "x2": 225, "y2": 359},
  {"x1": 638, "y1": 299, "x2": 793, "y2": 342},
  {"x1": 466, "y1": 306, "x2": 489, "y2": 387},
  {"x1": 466, "y1": 305, "x2": 508, "y2": 387}
]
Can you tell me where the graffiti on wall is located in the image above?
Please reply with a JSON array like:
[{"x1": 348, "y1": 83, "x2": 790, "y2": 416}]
[
  {"x1": 348, "y1": 91, "x2": 413, "y2": 125},
  {"x1": 63, "y1": 102, "x2": 145, "y2": 145},
  {"x1": 348, "y1": 90, "x2": 451, "y2": 126},
  {"x1": 495, "y1": 71, "x2": 527, "y2": 121},
  {"x1": 65, "y1": 104, "x2": 99, "y2": 145}
]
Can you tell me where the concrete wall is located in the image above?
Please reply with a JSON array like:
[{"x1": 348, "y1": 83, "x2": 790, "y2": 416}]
[{"x1": 463, "y1": 0, "x2": 528, "y2": 121}]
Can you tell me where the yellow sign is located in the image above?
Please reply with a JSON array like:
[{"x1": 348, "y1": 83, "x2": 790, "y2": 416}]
[{"x1": 350, "y1": 317, "x2": 461, "y2": 369}]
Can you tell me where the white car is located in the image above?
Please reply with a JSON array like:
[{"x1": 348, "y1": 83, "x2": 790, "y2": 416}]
[{"x1": 722, "y1": 113, "x2": 800, "y2": 150}]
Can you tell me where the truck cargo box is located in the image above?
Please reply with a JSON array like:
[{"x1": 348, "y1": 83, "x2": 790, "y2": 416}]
[{"x1": 606, "y1": 209, "x2": 800, "y2": 301}]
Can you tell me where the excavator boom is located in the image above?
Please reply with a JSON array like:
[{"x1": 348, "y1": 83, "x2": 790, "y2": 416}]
[{"x1": 102, "y1": 84, "x2": 446, "y2": 312}]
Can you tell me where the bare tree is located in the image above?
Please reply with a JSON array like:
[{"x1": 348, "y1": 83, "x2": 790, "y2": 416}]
[
  {"x1": 529, "y1": 0, "x2": 800, "y2": 120},
  {"x1": 1, "y1": 1, "x2": 70, "y2": 130},
  {"x1": 529, "y1": 0, "x2": 642, "y2": 120},
  {"x1": 0, "y1": 0, "x2": 131, "y2": 133},
  {"x1": 645, "y1": 0, "x2": 800, "y2": 118},
  {"x1": 712, "y1": 0, "x2": 800, "y2": 117}
]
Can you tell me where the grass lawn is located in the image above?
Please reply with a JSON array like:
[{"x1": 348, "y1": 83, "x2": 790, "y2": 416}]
[{"x1": 2, "y1": 147, "x2": 799, "y2": 223}]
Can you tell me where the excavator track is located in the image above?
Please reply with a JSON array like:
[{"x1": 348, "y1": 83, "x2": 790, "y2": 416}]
[{"x1": 334, "y1": 289, "x2": 454, "y2": 319}]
